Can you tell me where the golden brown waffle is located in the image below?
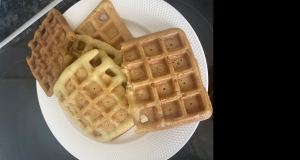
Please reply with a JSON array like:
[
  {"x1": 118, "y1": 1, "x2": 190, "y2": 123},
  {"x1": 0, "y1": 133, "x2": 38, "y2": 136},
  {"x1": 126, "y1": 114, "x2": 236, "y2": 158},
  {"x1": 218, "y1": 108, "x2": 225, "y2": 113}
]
[
  {"x1": 74, "y1": 0, "x2": 133, "y2": 50},
  {"x1": 121, "y1": 28, "x2": 213, "y2": 134},
  {"x1": 53, "y1": 49, "x2": 133, "y2": 142},
  {"x1": 27, "y1": 8, "x2": 77, "y2": 97},
  {"x1": 69, "y1": 34, "x2": 123, "y2": 66}
]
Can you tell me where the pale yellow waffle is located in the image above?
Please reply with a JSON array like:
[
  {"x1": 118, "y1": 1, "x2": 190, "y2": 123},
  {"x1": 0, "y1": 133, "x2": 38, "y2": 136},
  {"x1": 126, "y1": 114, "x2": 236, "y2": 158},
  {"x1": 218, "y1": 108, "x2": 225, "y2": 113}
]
[
  {"x1": 74, "y1": 0, "x2": 133, "y2": 50},
  {"x1": 121, "y1": 28, "x2": 213, "y2": 134},
  {"x1": 27, "y1": 8, "x2": 77, "y2": 97},
  {"x1": 53, "y1": 49, "x2": 133, "y2": 142},
  {"x1": 69, "y1": 34, "x2": 123, "y2": 66}
]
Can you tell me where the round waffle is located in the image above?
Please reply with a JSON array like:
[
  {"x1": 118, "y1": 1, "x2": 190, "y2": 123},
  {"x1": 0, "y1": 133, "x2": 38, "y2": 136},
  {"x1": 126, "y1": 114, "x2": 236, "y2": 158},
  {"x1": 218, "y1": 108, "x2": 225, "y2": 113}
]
[{"x1": 53, "y1": 49, "x2": 133, "y2": 142}]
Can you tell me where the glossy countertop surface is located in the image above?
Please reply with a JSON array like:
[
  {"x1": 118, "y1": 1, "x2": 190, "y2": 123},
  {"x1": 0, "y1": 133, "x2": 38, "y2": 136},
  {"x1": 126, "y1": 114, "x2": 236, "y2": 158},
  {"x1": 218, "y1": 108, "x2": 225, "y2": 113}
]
[{"x1": 0, "y1": 0, "x2": 213, "y2": 159}]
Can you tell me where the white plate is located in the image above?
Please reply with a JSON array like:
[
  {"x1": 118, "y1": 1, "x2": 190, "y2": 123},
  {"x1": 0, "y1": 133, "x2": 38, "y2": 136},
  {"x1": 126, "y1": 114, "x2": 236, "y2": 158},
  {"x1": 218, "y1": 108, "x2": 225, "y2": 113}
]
[{"x1": 37, "y1": 0, "x2": 209, "y2": 159}]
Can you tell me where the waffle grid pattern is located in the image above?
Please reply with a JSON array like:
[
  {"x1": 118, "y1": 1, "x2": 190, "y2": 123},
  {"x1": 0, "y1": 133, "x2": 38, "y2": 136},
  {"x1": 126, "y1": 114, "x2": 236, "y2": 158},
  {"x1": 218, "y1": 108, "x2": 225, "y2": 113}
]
[
  {"x1": 69, "y1": 34, "x2": 123, "y2": 66},
  {"x1": 122, "y1": 28, "x2": 212, "y2": 133},
  {"x1": 54, "y1": 49, "x2": 133, "y2": 142},
  {"x1": 27, "y1": 8, "x2": 77, "y2": 96},
  {"x1": 75, "y1": 0, "x2": 133, "y2": 50}
]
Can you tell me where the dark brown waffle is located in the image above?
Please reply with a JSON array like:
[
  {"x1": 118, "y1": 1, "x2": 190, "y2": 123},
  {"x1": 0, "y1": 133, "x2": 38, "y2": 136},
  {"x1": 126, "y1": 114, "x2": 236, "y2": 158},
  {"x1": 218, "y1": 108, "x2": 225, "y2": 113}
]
[{"x1": 26, "y1": 8, "x2": 77, "y2": 97}]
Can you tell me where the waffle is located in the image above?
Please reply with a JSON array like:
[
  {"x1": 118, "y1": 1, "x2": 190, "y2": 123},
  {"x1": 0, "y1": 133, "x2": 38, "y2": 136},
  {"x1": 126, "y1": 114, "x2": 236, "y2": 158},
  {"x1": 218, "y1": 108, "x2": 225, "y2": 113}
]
[
  {"x1": 69, "y1": 34, "x2": 123, "y2": 66},
  {"x1": 27, "y1": 8, "x2": 77, "y2": 97},
  {"x1": 121, "y1": 28, "x2": 213, "y2": 134},
  {"x1": 53, "y1": 49, "x2": 133, "y2": 142},
  {"x1": 74, "y1": 0, "x2": 133, "y2": 50}
]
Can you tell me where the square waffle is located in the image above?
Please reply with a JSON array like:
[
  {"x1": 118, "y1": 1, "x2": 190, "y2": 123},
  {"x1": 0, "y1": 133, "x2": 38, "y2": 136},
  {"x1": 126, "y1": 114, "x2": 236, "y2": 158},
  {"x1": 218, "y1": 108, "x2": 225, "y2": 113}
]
[
  {"x1": 74, "y1": 0, "x2": 133, "y2": 50},
  {"x1": 121, "y1": 28, "x2": 213, "y2": 133},
  {"x1": 53, "y1": 49, "x2": 133, "y2": 142},
  {"x1": 27, "y1": 8, "x2": 77, "y2": 97}
]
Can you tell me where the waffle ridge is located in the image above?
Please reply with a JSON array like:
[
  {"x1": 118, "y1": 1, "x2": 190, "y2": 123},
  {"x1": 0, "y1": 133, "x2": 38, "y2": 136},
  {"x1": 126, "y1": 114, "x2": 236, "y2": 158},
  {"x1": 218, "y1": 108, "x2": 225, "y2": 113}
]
[
  {"x1": 69, "y1": 34, "x2": 123, "y2": 66},
  {"x1": 122, "y1": 28, "x2": 213, "y2": 133},
  {"x1": 26, "y1": 8, "x2": 77, "y2": 96},
  {"x1": 75, "y1": 0, "x2": 133, "y2": 50},
  {"x1": 53, "y1": 49, "x2": 133, "y2": 142}
]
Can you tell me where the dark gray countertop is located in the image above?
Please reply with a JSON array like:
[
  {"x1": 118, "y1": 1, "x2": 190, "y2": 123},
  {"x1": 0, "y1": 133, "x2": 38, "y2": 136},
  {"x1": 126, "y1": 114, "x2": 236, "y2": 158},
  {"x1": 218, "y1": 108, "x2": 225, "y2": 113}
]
[{"x1": 0, "y1": 0, "x2": 213, "y2": 159}]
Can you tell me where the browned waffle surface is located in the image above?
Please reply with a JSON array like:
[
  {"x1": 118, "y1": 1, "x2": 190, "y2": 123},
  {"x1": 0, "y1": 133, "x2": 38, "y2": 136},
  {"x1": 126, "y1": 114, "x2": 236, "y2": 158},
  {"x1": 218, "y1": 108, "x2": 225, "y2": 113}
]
[
  {"x1": 26, "y1": 8, "x2": 77, "y2": 97},
  {"x1": 53, "y1": 49, "x2": 133, "y2": 142},
  {"x1": 122, "y1": 28, "x2": 212, "y2": 134},
  {"x1": 74, "y1": 0, "x2": 133, "y2": 50}
]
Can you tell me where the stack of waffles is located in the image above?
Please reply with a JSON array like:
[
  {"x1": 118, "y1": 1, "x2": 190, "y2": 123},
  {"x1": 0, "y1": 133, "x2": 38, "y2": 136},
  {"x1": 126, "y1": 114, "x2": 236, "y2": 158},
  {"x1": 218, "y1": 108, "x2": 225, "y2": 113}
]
[{"x1": 26, "y1": 0, "x2": 212, "y2": 142}]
